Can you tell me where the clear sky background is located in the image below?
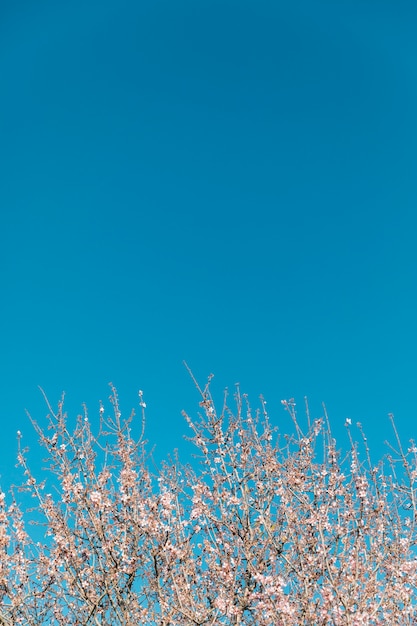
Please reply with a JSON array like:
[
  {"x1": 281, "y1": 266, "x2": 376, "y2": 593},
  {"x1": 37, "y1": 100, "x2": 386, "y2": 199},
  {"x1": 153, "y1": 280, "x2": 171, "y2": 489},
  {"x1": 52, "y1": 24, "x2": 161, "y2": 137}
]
[{"x1": 1, "y1": 0, "x2": 417, "y2": 480}]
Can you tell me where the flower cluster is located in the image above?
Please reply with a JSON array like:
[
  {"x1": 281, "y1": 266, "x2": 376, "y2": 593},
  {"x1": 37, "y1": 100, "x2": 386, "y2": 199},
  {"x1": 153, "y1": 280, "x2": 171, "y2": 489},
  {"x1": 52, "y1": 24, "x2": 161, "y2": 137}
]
[{"x1": 0, "y1": 382, "x2": 416, "y2": 624}]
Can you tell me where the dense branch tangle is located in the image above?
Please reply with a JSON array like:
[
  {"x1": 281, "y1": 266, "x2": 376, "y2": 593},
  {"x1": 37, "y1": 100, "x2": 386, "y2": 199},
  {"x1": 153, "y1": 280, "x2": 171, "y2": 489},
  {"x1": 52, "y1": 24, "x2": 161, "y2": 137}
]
[{"x1": 0, "y1": 380, "x2": 416, "y2": 624}]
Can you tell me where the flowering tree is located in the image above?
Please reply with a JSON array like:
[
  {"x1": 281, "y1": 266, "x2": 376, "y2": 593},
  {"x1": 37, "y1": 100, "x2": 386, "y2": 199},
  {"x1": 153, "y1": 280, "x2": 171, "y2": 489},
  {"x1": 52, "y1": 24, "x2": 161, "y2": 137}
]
[{"x1": 0, "y1": 376, "x2": 416, "y2": 625}]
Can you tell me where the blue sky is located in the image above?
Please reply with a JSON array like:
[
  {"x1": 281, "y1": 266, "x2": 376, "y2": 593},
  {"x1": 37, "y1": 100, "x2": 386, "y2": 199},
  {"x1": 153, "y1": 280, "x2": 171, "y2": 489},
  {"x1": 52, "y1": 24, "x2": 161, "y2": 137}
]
[{"x1": 1, "y1": 0, "x2": 417, "y2": 479}]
